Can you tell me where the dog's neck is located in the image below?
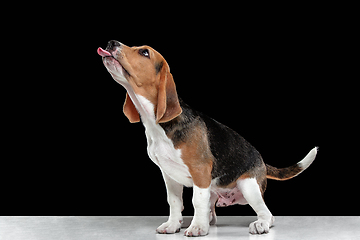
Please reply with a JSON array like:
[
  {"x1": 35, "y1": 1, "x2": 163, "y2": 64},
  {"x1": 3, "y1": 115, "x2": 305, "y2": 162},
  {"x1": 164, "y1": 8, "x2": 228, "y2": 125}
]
[
  {"x1": 124, "y1": 86, "x2": 190, "y2": 145},
  {"x1": 123, "y1": 86, "x2": 161, "y2": 131}
]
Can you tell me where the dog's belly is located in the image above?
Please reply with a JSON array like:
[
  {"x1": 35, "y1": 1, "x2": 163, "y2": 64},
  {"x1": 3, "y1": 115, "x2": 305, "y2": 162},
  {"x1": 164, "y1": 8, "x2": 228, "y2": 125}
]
[{"x1": 213, "y1": 187, "x2": 248, "y2": 207}]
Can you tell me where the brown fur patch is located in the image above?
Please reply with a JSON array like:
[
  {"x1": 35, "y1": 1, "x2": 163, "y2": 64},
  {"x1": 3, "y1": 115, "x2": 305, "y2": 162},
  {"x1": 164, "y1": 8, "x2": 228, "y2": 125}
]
[{"x1": 175, "y1": 122, "x2": 214, "y2": 188}]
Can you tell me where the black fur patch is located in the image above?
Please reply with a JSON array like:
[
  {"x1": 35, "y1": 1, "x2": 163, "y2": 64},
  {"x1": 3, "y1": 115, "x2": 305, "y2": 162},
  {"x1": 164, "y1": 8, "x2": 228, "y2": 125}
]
[
  {"x1": 266, "y1": 163, "x2": 302, "y2": 180},
  {"x1": 200, "y1": 113, "x2": 263, "y2": 186},
  {"x1": 160, "y1": 99, "x2": 199, "y2": 146}
]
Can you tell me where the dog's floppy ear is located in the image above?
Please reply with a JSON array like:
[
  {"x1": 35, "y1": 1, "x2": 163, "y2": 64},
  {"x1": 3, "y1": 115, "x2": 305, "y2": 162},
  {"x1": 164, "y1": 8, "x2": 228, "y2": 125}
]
[
  {"x1": 156, "y1": 62, "x2": 182, "y2": 123},
  {"x1": 123, "y1": 93, "x2": 140, "y2": 123}
]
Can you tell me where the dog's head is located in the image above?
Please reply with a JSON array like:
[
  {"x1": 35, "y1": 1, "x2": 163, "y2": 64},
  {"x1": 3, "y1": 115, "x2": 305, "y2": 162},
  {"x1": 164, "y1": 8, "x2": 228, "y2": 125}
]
[{"x1": 98, "y1": 40, "x2": 182, "y2": 124}]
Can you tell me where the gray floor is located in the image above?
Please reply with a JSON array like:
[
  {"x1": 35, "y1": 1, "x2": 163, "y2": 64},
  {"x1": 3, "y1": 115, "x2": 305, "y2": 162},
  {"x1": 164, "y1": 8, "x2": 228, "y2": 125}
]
[{"x1": 1, "y1": 216, "x2": 359, "y2": 240}]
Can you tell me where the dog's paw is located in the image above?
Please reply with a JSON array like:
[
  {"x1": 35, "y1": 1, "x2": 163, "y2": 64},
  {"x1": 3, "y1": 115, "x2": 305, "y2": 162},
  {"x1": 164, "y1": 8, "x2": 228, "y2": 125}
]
[
  {"x1": 156, "y1": 220, "x2": 182, "y2": 234},
  {"x1": 249, "y1": 219, "x2": 270, "y2": 234},
  {"x1": 184, "y1": 223, "x2": 209, "y2": 237}
]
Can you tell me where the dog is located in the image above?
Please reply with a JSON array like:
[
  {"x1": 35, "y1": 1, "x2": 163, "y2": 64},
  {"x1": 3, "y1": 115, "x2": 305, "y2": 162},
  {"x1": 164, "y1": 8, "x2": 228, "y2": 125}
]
[{"x1": 97, "y1": 40, "x2": 318, "y2": 236}]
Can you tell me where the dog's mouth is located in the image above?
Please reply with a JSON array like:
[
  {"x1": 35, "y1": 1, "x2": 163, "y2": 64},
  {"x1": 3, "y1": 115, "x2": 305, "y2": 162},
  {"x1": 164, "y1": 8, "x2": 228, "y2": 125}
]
[
  {"x1": 97, "y1": 47, "x2": 112, "y2": 57},
  {"x1": 97, "y1": 47, "x2": 130, "y2": 76}
]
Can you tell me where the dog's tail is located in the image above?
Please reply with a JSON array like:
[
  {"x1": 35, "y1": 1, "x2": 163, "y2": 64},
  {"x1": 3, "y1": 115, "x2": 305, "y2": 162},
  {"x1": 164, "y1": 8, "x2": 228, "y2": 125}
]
[{"x1": 266, "y1": 147, "x2": 318, "y2": 181}]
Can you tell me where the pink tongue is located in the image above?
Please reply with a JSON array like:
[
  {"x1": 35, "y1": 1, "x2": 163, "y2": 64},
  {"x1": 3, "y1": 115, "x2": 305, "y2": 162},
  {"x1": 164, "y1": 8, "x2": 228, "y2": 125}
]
[{"x1": 97, "y1": 47, "x2": 112, "y2": 57}]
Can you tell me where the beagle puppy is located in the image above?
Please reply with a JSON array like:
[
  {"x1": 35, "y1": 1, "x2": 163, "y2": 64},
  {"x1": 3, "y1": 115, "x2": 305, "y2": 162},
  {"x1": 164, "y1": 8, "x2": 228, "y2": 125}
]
[{"x1": 97, "y1": 40, "x2": 318, "y2": 236}]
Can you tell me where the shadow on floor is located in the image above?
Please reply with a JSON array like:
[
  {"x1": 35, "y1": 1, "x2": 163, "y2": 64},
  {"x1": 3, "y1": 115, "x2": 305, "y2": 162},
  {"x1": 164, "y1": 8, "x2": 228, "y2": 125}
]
[{"x1": 181, "y1": 216, "x2": 257, "y2": 228}]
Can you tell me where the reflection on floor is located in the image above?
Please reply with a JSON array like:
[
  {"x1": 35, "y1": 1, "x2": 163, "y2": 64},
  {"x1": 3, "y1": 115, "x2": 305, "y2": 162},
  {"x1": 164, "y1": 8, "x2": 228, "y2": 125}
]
[{"x1": 1, "y1": 216, "x2": 359, "y2": 240}]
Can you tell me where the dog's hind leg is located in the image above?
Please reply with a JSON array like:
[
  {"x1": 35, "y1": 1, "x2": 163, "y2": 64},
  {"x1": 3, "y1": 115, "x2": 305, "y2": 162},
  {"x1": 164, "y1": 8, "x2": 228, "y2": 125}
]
[
  {"x1": 237, "y1": 178, "x2": 275, "y2": 234},
  {"x1": 209, "y1": 191, "x2": 218, "y2": 225}
]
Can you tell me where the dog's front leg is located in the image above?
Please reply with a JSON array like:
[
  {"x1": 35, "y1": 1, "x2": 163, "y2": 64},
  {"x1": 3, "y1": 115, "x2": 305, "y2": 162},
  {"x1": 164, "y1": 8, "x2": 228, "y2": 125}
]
[
  {"x1": 156, "y1": 171, "x2": 184, "y2": 234},
  {"x1": 184, "y1": 185, "x2": 211, "y2": 237}
]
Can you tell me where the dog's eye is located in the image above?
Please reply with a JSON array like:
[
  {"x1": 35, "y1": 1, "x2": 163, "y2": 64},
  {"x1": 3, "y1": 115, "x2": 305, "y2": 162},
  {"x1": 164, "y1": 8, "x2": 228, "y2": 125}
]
[{"x1": 139, "y1": 49, "x2": 150, "y2": 58}]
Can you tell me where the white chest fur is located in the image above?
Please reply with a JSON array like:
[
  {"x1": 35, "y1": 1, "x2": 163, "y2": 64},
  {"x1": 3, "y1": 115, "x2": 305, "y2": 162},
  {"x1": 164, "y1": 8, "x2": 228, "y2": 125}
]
[{"x1": 135, "y1": 95, "x2": 193, "y2": 187}]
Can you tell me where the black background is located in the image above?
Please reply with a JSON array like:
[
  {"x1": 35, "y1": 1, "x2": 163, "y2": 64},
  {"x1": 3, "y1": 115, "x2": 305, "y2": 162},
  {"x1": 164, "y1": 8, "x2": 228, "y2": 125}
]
[{"x1": 3, "y1": 5, "x2": 357, "y2": 216}]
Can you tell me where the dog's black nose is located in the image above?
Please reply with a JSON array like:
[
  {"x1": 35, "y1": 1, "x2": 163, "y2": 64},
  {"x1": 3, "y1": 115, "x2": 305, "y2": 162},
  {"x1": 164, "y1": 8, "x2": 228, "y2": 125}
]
[{"x1": 107, "y1": 40, "x2": 121, "y2": 50}]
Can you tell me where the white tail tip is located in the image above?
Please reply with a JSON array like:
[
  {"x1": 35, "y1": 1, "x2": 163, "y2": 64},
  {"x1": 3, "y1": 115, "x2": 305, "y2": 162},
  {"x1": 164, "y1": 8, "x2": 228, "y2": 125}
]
[{"x1": 298, "y1": 147, "x2": 318, "y2": 170}]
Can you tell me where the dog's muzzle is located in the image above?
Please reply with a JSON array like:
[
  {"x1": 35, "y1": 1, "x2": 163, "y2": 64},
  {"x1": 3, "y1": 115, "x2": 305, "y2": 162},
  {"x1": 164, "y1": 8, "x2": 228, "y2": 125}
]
[{"x1": 97, "y1": 40, "x2": 122, "y2": 57}]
